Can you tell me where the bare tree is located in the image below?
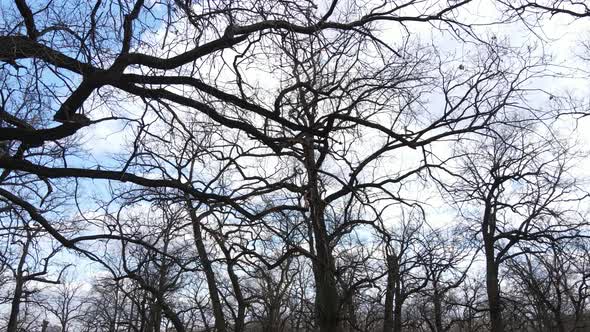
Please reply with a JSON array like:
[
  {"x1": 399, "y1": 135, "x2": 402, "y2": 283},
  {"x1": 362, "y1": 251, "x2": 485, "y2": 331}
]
[
  {"x1": 0, "y1": 217, "x2": 66, "y2": 332},
  {"x1": 416, "y1": 227, "x2": 475, "y2": 332},
  {"x1": 80, "y1": 277, "x2": 126, "y2": 332},
  {"x1": 382, "y1": 214, "x2": 429, "y2": 332},
  {"x1": 504, "y1": 238, "x2": 590, "y2": 332},
  {"x1": 436, "y1": 121, "x2": 587, "y2": 332},
  {"x1": 2, "y1": 1, "x2": 590, "y2": 332},
  {"x1": 41, "y1": 272, "x2": 85, "y2": 332}
]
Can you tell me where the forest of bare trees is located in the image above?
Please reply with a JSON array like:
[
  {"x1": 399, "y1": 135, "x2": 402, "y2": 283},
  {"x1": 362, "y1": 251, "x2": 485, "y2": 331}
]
[{"x1": 1, "y1": 0, "x2": 590, "y2": 331}]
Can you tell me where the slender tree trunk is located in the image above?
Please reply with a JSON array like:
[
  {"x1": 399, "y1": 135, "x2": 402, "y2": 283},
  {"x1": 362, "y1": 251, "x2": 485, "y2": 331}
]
[
  {"x1": 153, "y1": 242, "x2": 172, "y2": 332},
  {"x1": 223, "y1": 248, "x2": 246, "y2": 332},
  {"x1": 128, "y1": 298, "x2": 135, "y2": 332},
  {"x1": 393, "y1": 296, "x2": 403, "y2": 332},
  {"x1": 7, "y1": 273, "x2": 24, "y2": 332},
  {"x1": 159, "y1": 299, "x2": 186, "y2": 332},
  {"x1": 553, "y1": 293, "x2": 565, "y2": 332},
  {"x1": 383, "y1": 252, "x2": 404, "y2": 332},
  {"x1": 484, "y1": 238, "x2": 503, "y2": 332},
  {"x1": 148, "y1": 302, "x2": 162, "y2": 332},
  {"x1": 483, "y1": 200, "x2": 503, "y2": 332},
  {"x1": 7, "y1": 234, "x2": 31, "y2": 332},
  {"x1": 133, "y1": 276, "x2": 186, "y2": 332},
  {"x1": 383, "y1": 254, "x2": 397, "y2": 332},
  {"x1": 139, "y1": 295, "x2": 148, "y2": 332},
  {"x1": 304, "y1": 139, "x2": 340, "y2": 332},
  {"x1": 345, "y1": 295, "x2": 357, "y2": 332},
  {"x1": 433, "y1": 285, "x2": 443, "y2": 332},
  {"x1": 109, "y1": 282, "x2": 121, "y2": 332},
  {"x1": 187, "y1": 203, "x2": 227, "y2": 332},
  {"x1": 199, "y1": 304, "x2": 212, "y2": 332},
  {"x1": 554, "y1": 312, "x2": 565, "y2": 332}
]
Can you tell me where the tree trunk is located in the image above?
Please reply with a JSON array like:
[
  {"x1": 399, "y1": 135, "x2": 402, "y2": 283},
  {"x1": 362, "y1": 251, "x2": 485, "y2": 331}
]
[
  {"x1": 7, "y1": 234, "x2": 31, "y2": 332},
  {"x1": 393, "y1": 296, "x2": 403, "y2": 332},
  {"x1": 484, "y1": 238, "x2": 503, "y2": 332},
  {"x1": 146, "y1": 302, "x2": 162, "y2": 332},
  {"x1": 483, "y1": 200, "x2": 503, "y2": 332},
  {"x1": 346, "y1": 295, "x2": 357, "y2": 332},
  {"x1": 304, "y1": 139, "x2": 340, "y2": 332},
  {"x1": 7, "y1": 275, "x2": 24, "y2": 332},
  {"x1": 187, "y1": 203, "x2": 227, "y2": 332},
  {"x1": 224, "y1": 249, "x2": 246, "y2": 332},
  {"x1": 314, "y1": 263, "x2": 340, "y2": 332},
  {"x1": 262, "y1": 315, "x2": 276, "y2": 332},
  {"x1": 433, "y1": 285, "x2": 443, "y2": 332},
  {"x1": 554, "y1": 312, "x2": 565, "y2": 332},
  {"x1": 383, "y1": 252, "x2": 404, "y2": 332},
  {"x1": 263, "y1": 303, "x2": 281, "y2": 332},
  {"x1": 383, "y1": 254, "x2": 397, "y2": 332}
]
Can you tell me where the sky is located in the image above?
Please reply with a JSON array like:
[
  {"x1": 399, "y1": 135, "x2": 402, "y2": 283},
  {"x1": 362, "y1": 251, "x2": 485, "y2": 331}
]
[
  {"x1": 68, "y1": 0, "x2": 590, "y2": 270},
  {"x1": 5, "y1": 0, "x2": 590, "y2": 326}
]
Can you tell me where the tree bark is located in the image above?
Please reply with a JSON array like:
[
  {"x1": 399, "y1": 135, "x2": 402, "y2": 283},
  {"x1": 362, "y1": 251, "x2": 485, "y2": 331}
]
[
  {"x1": 482, "y1": 197, "x2": 504, "y2": 332},
  {"x1": 383, "y1": 252, "x2": 404, "y2": 332},
  {"x1": 7, "y1": 272, "x2": 24, "y2": 332},
  {"x1": 393, "y1": 296, "x2": 403, "y2": 332},
  {"x1": 383, "y1": 254, "x2": 397, "y2": 332},
  {"x1": 485, "y1": 257, "x2": 503, "y2": 332},
  {"x1": 221, "y1": 243, "x2": 246, "y2": 332},
  {"x1": 484, "y1": 234, "x2": 503, "y2": 332},
  {"x1": 433, "y1": 285, "x2": 443, "y2": 332},
  {"x1": 304, "y1": 138, "x2": 340, "y2": 332},
  {"x1": 187, "y1": 204, "x2": 227, "y2": 332}
]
